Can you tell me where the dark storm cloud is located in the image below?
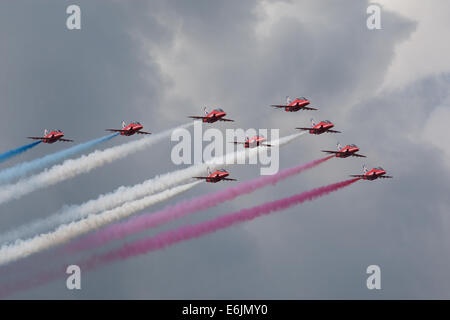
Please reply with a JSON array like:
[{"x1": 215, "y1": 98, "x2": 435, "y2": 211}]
[{"x1": 2, "y1": 0, "x2": 449, "y2": 299}]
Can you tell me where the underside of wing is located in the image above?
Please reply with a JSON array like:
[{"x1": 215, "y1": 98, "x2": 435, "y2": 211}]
[
  {"x1": 188, "y1": 116, "x2": 206, "y2": 120},
  {"x1": 321, "y1": 150, "x2": 339, "y2": 154},
  {"x1": 59, "y1": 138, "x2": 74, "y2": 142},
  {"x1": 261, "y1": 144, "x2": 272, "y2": 147},
  {"x1": 349, "y1": 175, "x2": 365, "y2": 178},
  {"x1": 301, "y1": 106, "x2": 318, "y2": 110},
  {"x1": 193, "y1": 177, "x2": 209, "y2": 180},
  {"x1": 136, "y1": 131, "x2": 152, "y2": 135},
  {"x1": 105, "y1": 129, "x2": 126, "y2": 133},
  {"x1": 222, "y1": 178, "x2": 237, "y2": 181},
  {"x1": 327, "y1": 129, "x2": 341, "y2": 133},
  {"x1": 219, "y1": 118, "x2": 234, "y2": 122},
  {"x1": 379, "y1": 175, "x2": 393, "y2": 179},
  {"x1": 27, "y1": 137, "x2": 45, "y2": 140},
  {"x1": 295, "y1": 127, "x2": 312, "y2": 131},
  {"x1": 352, "y1": 153, "x2": 366, "y2": 158},
  {"x1": 270, "y1": 105, "x2": 286, "y2": 108}
]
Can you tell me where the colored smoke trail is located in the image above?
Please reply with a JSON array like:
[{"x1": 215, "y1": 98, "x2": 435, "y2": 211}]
[
  {"x1": 68, "y1": 155, "x2": 333, "y2": 252},
  {"x1": 0, "y1": 124, "x2": 192, "y2": 206},
  {"x1": 0, "y1": 182, "x2": 201, "y2": 265},
  {"x1": 0, "y1": 131, "x2": 306, "y2": 246},
  {"x1": 86, "y1": 178, "x2": 360, "y2": 266},
  {"x1": 0, "y1": 141, "x2": 42, "y2": 164},
  {"x1": 0, "y1": 178, "x2": 358, "y2": 298},
  {"x1": 0, "y1": 134, "x2": 117, "y2": 185}
]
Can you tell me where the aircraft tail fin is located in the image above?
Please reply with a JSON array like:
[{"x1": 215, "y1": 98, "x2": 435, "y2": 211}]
[
  {"x1": 207, "y1": 166, "x2": 211, "y2": 175},
  {"x1": 204, "y1": 106, "x2": 208, "y2": 115},
  {"x1": 286, "y1": 96, "x2": 292, "y2": 104},
  {"x1": 363, "y1": 164, "x2": 368, "y2": 173},
  {"x1": 122, "y1": 121, "x2": 126, "y2": 129},
  {"x1": 44, "y1": 129, "x2": 48, "y2": 136},
  {"x1": 310, "y1": 118, "x2": 316, "y2": 127},
  {"x1": 337, "y1": 142, "x2": 342, "y2": 150}
]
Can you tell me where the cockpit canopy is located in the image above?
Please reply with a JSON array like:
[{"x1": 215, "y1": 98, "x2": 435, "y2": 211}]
[
  {"x1": 132, "y1": 121, "x2": 141, "y2": 125},
  {"x1": 348, "y1": 144, "x2": 357, "y2": 147},
  {"x1": 214, "y1": 108, "x2": 224, "y2": 112},
  {"x1": 375, "y1": 167, "x2": 384, "y2": 170},
  {"x1": 297, "y1": 97, "x2": 307, "y2": 101},
  {"x1": 218, "y1": 169, "x2": 227, "y2": 172},
  {"x1": 323, "y1": 120, "x2": 332, "y2": 124}
]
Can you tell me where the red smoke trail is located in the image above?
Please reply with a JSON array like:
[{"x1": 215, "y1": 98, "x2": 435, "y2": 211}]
[
  {"x1": 66, "y1": 156, "x2": 333, "y2": 252},
  {"x1": 83, "y1": 178, "x2": 359, "y2": 266},
  {"x1": 0, "y1": 178, "x2": 358, "y2": 298}
]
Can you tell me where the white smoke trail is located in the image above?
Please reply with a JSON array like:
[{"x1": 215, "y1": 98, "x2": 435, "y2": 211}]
[
  {"x1": 0, "y1": 123, "x2": 193, "y2": 206},
  {"x1": 0, "y1": 182, "x2": 201, "y2": 265},
  {"x1": 0, "y1": 131, "x2": 306, "y2": 265}
]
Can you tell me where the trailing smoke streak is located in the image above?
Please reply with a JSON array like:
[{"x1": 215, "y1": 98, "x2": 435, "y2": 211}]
[
  {"x1": 0, "y1": 178, "x2": 359, "y2": 298},
  {"x1": 0, "y1": 141, "x2": 42, "y2": 164},
  {"x1": 0, "y1": 131, "x2": 306, "y2": 246},
  {"x1": 0, "y1": 182, "x2": 201, "y2": 269},
  {"x1": 68, "y1": 155, "x2": 333, "y2": 252},
  {"x1": 0, "y1": 124, "x2": 192, "y2": 205},
  {"x1": 0, "y1": 134, "x2": 118, "y2": 185}
]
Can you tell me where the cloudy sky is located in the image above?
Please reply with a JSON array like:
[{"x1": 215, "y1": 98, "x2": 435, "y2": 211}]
[{"x1": 0, "y1": 0, "x2": 450, "y2": 299}]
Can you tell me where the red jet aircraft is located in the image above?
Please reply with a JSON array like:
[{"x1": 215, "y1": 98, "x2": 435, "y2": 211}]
[
  {"x1": 271, "y1": 96, "x2": 317, "y2": 112},
  {"x1": 106, "y1": 121, "x2": 151, "y2": 136},
  {"x1": 27, "y1": 129, "x2": 74, "y2": 144},
  {"x1": 350, "y1": 165, "x2": 393, "y2": 181},
  {"x1": 232, "y1": 135, "x2": 272, "y2": 148},
  {"x1": 296, "y1": 118, "x2": 341, "y2": 135},
  {"x1": 189, "y1": 107, "x2": 234, "y2": 123},
  {"x1": 322, "y1": 143, "x2": 366, "y2": 158},
  {"x1": 193, "y1": 168, "x2": 237, "y2": 183}
]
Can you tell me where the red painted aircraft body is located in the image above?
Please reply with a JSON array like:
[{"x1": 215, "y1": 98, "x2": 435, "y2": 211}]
[
  {"x1": 106, "y1": 121, "x2": 151, "y2": 136},
  {"x1": 322, "y1": 143, "x2": 366, "y2": 158},
  {"x1": 189, "y1": 107, "x2": 234, "y2": 123},
  {"x1": 232, "y1": 135, "x2": 272, "y2": 148},
  {"x1": 193, "y1": 168, "x2": 237, "y2": 183},
  {"x1": 296, "y1": 119, "x2": 341, "y2": 135},
  {"x1": 350, "y1": 166, "x2": 393, "y2": 181},
  {"x1": 271, "y1": 96, "x2": 317, "y2": 112},
  {"x1": 27, "y1": 129, "x2": 73, "y2": 144}
]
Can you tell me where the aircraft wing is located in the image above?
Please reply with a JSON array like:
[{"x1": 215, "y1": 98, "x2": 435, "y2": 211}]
[
  {"x1": 105, "y1": 129, "x2": 127, "y2": 133},
  {"x1": 188, "y1": 116, "x2": 207, "y2": 120},
  {"x1": 136, "y1": 131, "x2": 152, "y2": 135},
  {"x1": 327, "y1": 129, "x2": 341, "y2": 133},
  {"x1": 27, "y1": 136, "x2": 45, "y2": 140},
  {"x1": 300, "y1": 106, "x2": 318, "y2": 110},
  {"x1": 231, "y1": 141, "x2": 245, "y2": 144},
  {"x1": 379, "y1": 175, "x2": 393, "y2": 179},
  {"x1": 261, "y1": 143, "x2": 272, "y2": 147},
  {"x1": 349, "y1": 174, "x2": 365, "y2": 178},
  {"x1": 192, "y1": 176, "x2": 209, "y2": 180},
  {"x1": 218, "y1": 118, "x2": 234, "y2": 122},
  {"x1": 270, "y1": 105, "x2": 286, "y2": 108},
  {"x1": 59, "y1": 138, "x2": 74, "y2": 142},
  {"x1": 321, "y1": 150, "x2": 340, "y2": 154},
  {"x1": 295, "y1": 127, "x2": 312, "y2": 131},
  {"x1": 222, "y1": 178, "x2": 237, "y2": 181},
  {"x1": 352, "y1": 153, "x2": 366, "y2": 158}
]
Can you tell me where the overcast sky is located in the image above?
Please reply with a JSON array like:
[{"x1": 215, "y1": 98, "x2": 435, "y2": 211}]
[{"x1": 1, "y1": 0, "x2": 450, "y2": 299}]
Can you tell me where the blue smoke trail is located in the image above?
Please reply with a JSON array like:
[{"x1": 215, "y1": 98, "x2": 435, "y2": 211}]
[
  {"x1": 0, "y1": 141, "x2": 42, "y2": 164},
  {"x1": 0, "y1": 133, "x2": 119, "y2": 185}
]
